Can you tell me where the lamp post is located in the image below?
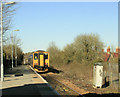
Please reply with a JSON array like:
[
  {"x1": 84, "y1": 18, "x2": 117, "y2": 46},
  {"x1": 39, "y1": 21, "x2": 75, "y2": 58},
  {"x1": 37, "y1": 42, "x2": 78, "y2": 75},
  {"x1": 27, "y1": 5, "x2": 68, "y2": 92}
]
[
  {"x1": 15, "y1": 40, "x2": 17, "y2": 67},
  {"x1": 1, "y1": 1, "x2": 15, "y2": 82},
  {"x1": 14, "y1": 30, "x2": 19, "y2": 67},
  {"x1": 1, "y1": 1, "x2": 3, "y2": 82},
  {"x1": 11, "y1": 29, "x2": 19, "y2": 68}
]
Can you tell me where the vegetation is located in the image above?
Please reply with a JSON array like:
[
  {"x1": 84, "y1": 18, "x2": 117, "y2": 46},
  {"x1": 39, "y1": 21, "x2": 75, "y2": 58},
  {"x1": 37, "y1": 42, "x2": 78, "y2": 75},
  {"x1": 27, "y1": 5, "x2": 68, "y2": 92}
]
[
  {"x1": 0, "y1": 2, "x2": 23, "y2": 68},
  {"x1": 3, "y1": 33, "x2": 23, "y2": 68},
  {"x1": 47, "y1": 33, "x2": 120, "y2": 93},
  {"x1": 0, "y1": 2, "x2": 18, "y2": 43},
  {"x1": 23, "y1": 52, "x2": 33, "y2": 64},
  {"x1": 47, "y1": 42, "x2": 63, "y2": 68},
  {"x1": 47, "y1": 33, "x2": 104, "y2": 67},
  {"x1": 3, "y1": 44, "x2": 23, "y2": 67},
  {"x1": 47, "y1": 33, "x2": 104, "y2": 85}
]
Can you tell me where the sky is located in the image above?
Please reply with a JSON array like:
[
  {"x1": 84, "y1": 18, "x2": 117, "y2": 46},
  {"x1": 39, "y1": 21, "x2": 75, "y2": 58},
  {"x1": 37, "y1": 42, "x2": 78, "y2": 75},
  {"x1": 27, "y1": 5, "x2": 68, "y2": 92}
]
[{"x1": 10, "y1": 2, "x2": 118, "y2": 53}]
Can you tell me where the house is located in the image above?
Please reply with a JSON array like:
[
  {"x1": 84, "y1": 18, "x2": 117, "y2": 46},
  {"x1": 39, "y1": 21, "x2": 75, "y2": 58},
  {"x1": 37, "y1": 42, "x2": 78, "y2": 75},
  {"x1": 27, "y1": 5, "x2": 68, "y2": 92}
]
[{"x1": 103, "y1": 46, "x2": 120, "y2": 62}]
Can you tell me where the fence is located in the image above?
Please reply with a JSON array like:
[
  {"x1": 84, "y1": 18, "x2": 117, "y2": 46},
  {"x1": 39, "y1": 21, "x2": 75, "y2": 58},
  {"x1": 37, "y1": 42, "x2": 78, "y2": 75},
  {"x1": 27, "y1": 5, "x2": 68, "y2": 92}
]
[{"x1": 103, "y1": 62, "x2": 119, "y2": 93}]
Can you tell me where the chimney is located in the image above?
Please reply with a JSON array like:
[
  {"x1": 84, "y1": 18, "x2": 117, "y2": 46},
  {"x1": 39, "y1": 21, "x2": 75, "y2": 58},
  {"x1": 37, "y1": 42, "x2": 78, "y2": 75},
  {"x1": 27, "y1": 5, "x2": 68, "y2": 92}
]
[
  {"x1": 102, "y1": 49, "x2": 104, "y2": 52},
  {"x1": 116, "y1": 47, "x2": 120, "y2": 53},
  {"x1": 107, "y1": 46, "x2": 110, "y2": 54}
]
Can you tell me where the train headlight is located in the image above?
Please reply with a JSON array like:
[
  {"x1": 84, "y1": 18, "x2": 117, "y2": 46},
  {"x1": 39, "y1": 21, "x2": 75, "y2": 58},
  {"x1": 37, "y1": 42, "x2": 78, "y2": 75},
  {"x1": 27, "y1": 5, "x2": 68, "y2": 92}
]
[{"x1": 34, "y1": 63, "x2": 38, "y2": 65}]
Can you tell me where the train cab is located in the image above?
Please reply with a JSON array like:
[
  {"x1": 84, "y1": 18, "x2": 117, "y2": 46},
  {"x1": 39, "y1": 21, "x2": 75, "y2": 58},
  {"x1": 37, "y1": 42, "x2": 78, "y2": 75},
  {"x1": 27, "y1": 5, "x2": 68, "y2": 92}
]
[{"x1": 29, "y1": 50, "x2": 49, "y2": 72}]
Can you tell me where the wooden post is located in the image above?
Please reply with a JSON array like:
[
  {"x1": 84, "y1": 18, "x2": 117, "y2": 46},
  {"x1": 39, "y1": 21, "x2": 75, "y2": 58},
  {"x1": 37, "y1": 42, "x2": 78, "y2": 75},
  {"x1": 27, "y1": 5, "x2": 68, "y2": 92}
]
[
  {"x1": 118, "y1": 60, "x2": 120, "y2": 93},
  {"x1": 111, "y1": 72, "x2": 113, "y2": 85},
  {"x1": 108, "y1": 63, "x2": 111, "y2": 85}
]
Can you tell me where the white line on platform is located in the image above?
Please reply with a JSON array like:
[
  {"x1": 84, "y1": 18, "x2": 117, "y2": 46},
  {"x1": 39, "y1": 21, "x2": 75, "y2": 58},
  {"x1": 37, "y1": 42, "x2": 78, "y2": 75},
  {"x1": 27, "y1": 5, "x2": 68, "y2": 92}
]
[
  {"x1": 29, "y1": 65, "x2": 48, "y2": 83},
  {"x1": 28, "y1": 65, "x2": 60, "y2": 96}
]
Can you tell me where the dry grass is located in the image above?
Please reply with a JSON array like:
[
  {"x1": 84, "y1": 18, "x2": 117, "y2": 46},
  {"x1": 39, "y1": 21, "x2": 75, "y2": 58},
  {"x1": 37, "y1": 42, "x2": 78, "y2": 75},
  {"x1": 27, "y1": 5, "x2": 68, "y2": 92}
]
[
  {"x1": 51, "y1": 61, "x2": 93, "y2": 86},
  {"x1": 50, "y1": 60, "x2": 119, "y2": 94}
]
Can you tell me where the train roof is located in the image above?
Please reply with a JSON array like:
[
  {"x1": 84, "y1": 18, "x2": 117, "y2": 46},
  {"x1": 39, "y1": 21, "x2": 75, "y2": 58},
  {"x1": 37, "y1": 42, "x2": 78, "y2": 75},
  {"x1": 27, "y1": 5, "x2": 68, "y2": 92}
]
[
  {"x1": 36, "y1": 50, "x2": 45, "y2": 52},
  {"x1": 32, "y1": 50, "x2": 49, "y2": 53}
]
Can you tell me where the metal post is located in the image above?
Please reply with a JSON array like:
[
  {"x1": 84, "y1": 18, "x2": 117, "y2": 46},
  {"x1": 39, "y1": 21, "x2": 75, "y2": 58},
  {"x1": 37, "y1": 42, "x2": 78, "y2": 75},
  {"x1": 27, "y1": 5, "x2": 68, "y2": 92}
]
[
  {"x1": 11, "y1": 31, "x2": 13, "y2": 68},
  {"x1": 11, "y1": 30, "x2": 19, "y2": 67},
  {"x1": 118, "y1": 50, "x2": 120, "y2": 93},
  {"x1": 0, "y1": 1, "x2": 15, "y2": 81},
  {"x1": 16, "y1": 47, "x2": 17, "y2": 66},
  {"x1": 15, "y1": 36, "x2": 17, "y2": 67},
  {"x1": 118, "y1": 2, "x2": 120, "y2": 93},
  {"x1": 1, "y1": 1, "x2": 3, "y2": 82}
]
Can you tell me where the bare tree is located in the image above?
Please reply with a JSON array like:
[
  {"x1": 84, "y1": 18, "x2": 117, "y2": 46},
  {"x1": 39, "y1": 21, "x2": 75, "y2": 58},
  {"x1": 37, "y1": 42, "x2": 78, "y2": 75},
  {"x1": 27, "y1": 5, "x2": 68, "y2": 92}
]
[
  {"x1": 3, "y1": 32, "x2": 23, "y2": 67},
  {"x1": 47, "y1": 41, "x2": 63, "y2": 67},
  {"x1": 0, "y1": 2, "x2": 18, "y2": 43},
  {"x1": 63, "y1": 43, "x2": 75, "y2": 64},
  {"x1": 47, "y1": 34, "x2": 104, "y2": 66},
  {"x1": 73, "y1": 33, "x2": 104, "y2": 65}
]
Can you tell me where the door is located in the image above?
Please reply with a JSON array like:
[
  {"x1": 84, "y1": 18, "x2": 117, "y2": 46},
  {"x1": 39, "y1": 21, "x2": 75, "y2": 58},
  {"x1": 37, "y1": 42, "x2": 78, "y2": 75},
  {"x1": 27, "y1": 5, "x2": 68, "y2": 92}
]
[
  {"x1": 40, "y1": 54, "x2": 44, "y2": 66},
  {"x1": 33, "y1": 53, "x2": 38, "y2": 67}
]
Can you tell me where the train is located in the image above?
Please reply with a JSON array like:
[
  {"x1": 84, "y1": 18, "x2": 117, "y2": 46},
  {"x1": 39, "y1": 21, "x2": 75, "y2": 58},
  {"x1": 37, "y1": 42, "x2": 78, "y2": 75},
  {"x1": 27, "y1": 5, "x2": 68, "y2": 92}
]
[{"x1": 28, "y1": 50, "x2": 50, "y2": 72}]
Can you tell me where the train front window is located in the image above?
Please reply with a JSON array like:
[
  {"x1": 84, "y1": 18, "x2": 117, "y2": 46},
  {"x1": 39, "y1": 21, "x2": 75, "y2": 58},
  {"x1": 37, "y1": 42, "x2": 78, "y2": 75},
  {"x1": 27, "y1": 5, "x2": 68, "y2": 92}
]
[
  {"x1": 44, "y1": 53, "x2": 48, "y2": 59},
  {"x1": 34, "y1": 53, "x2": 38, "y2": 60}
]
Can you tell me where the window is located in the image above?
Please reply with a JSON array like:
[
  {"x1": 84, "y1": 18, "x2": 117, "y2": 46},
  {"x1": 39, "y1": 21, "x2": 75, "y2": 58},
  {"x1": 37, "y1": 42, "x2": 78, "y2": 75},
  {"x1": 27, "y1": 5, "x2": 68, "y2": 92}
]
[
  {"x1": 44, "y1": 53, "x2": 48, "y2": 59},
  {"x1": 34, "y1": 53, "x2": 38, "y2": 60}
]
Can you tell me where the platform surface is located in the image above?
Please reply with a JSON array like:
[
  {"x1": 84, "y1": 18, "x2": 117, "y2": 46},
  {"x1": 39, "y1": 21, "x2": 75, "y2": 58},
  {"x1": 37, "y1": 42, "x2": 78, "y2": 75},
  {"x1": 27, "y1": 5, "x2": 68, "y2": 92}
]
[{"x1": 0, "y1": 65, "x2": 60, "y2": 96}]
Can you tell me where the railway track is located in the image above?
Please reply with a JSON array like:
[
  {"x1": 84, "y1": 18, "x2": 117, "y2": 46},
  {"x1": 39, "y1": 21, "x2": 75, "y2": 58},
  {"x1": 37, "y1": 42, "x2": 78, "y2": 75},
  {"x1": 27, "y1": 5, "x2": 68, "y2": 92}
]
[{"x1": 40, "y1": 73, "x2": 83, "y2": 97}]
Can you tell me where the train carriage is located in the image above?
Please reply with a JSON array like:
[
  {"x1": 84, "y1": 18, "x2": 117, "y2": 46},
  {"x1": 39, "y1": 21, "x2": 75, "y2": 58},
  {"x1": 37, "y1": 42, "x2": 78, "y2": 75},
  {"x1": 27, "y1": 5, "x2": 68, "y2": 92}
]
[{"x1": 28, "y1": 50, "x2": 49, "y2": 72}]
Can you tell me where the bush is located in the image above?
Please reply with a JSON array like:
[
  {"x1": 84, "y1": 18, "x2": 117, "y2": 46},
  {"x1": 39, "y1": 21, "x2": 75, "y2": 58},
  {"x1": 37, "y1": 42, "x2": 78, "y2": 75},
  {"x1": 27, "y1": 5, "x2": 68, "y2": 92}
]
[
  {"x1": 73, "y1": 33, "x2": 104, "y2": 65},
  {"x1": 47, "y1": 33, "x2": 104, "y2": 86},
  {"x1": 63, "y1": 43, "x2": 75, "y2": 64},
  {"x1": 3, "y1": 44, "x2": 23, "y2": 66},
  {"x1": 47, "y1": 42, "x2": 63, "y2": 68},
  {"x1": 47, "y1": 33, "x2": 104, "y2": 67}
]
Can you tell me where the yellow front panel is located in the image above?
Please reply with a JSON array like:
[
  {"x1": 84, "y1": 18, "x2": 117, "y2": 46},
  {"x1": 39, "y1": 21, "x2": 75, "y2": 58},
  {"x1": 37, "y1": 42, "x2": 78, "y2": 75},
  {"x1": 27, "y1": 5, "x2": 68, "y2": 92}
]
[
  {"x1": 48, "y1": 53, "x2": 49, "y2": 67},
  {"x1": 45, "y1": 59, "x2": 48, "y2": 64},
  {"x1": 40, "y1": 55, "x2": 44, "y2": 66},
  {"x1": 33, "y1": 53, "x2": 38, "y2": 67},
  {"x1": 34, "y1": 60, "x2": 38, "y2": 64}
]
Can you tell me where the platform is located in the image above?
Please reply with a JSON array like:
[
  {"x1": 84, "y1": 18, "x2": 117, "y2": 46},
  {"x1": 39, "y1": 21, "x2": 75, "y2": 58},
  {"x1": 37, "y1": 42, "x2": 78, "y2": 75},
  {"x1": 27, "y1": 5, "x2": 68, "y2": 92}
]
[{"x1": 0, "y1": 65, "x2": 60, "y2": 96}]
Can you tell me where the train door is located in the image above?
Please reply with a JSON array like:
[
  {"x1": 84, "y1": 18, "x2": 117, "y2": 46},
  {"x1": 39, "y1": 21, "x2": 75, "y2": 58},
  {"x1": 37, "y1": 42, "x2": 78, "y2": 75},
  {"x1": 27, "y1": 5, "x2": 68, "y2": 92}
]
[
  {"x1": 33, "y1": 53, "x2": 38, "y2": 67},
  {"x1": 39, "y1": 53, "x2": 44, "y2": 67},
  {"x1": 44, "y1": 53, "x2": 49, "y2": 67}
]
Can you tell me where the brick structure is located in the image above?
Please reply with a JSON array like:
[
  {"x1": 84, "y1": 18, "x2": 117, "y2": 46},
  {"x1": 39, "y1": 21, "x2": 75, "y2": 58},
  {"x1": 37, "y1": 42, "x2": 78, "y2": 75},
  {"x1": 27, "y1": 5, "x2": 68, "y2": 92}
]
[
  {"x1": 103, "y1": 46, "x2": 120, "y2": 62},
  {"x1": 107, "y1": 46, "x2": 110, "y2": 54},
  {"x1": 102, "y1": 49, "x2": 104, "y2": 52},
  {"x1": 116, "y1": 47, "x2": 120, "y2": 53}
]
